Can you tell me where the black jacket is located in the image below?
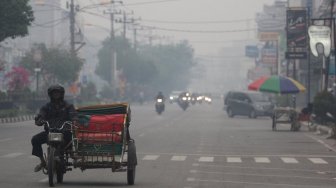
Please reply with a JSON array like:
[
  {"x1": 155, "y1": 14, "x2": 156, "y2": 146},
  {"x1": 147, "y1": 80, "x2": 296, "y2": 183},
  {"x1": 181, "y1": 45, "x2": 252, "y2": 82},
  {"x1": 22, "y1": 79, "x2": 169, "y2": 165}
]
[{"x1": 35, "y1": 100, "x2": 78, "y2": 129}]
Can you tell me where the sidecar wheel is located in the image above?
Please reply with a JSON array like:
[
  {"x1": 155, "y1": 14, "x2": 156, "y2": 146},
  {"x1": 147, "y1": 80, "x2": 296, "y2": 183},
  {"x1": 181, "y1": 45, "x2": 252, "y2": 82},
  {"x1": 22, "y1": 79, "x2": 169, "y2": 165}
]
[{"x1": 127, "y1": 141, "x2": 137, "y2": 185}]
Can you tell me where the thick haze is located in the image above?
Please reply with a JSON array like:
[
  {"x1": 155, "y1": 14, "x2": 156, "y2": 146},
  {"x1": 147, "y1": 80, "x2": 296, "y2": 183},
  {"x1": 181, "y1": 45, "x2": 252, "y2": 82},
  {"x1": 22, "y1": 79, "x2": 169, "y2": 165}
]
[
  {"x1": 74, "y1": 0, "x2": 276, "y2": 93},
  {"x1": 78, "y1": 0, "x2": 275, "y2": 56}
]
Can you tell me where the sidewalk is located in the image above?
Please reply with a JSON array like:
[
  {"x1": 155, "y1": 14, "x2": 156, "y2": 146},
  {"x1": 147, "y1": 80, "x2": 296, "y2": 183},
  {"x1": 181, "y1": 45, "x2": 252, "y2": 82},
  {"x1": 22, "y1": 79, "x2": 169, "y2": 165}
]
[
  {"x1": 301, "y1": 122, "x2": 336, "y2": 152},
  {"x1": 0, "y1": 115, "x2": 34, "y2": 124}
]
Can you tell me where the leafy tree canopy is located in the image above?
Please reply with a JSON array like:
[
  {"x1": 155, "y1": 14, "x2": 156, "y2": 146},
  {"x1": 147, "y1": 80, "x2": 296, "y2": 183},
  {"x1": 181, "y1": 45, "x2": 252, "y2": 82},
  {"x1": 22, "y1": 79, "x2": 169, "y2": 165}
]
[
  {"x1": 0, "y1": 0, "x2": 34, "y2": 42},
  {"x1": 20, "y1": 44, "x2": 83, "y2": 85},
  {"x1": 96, "y1": 37, "x2": 195, "y2": 93}
]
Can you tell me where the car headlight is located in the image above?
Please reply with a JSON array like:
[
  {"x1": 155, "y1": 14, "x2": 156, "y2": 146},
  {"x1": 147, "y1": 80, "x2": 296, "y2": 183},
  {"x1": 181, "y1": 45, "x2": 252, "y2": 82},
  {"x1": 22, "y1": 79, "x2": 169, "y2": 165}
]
[{"x1": 182, "y1": 97, "x2": 187, "y2": 101}]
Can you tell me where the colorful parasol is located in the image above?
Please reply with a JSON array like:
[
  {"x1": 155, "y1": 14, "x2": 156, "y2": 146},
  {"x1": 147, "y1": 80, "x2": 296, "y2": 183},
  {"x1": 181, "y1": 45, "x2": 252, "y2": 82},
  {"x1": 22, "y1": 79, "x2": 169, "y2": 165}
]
[{"x1": 248, "y1": 75, "x2": 306, "y2": 94}]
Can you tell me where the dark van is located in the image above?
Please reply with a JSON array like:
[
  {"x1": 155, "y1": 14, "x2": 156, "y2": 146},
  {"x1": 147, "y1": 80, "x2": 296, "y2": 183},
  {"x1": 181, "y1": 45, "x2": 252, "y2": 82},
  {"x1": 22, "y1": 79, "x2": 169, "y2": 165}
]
[{"x1": 224, "y1": 91, "x2": 274, "y2": 118}]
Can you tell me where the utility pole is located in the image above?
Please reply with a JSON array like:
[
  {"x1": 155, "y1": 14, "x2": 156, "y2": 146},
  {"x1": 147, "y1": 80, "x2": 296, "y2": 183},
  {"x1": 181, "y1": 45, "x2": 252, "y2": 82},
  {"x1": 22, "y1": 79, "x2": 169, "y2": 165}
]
[
  {"x1": 110, "y1": 11, "x2": 116, "y2": 88},
  {"x1": 69, "y1": 0, "x2": 75, "y2": 55},
  {"x1": 133, "y1": 27, "x2": 137, "y2": 51},
  {"x1": 123, "y1": 11, "x2": 127, "y2": 39}
]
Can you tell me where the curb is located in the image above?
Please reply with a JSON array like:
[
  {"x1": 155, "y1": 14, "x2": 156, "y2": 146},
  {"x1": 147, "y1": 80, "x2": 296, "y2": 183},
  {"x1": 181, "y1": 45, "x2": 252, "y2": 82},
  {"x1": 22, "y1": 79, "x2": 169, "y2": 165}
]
[
  {"x1": 300, "y1": 122, "x2": 334, "y2": 136},
  {"x1": 0, "y1": 115, "x2": 34, "y2": 124}
]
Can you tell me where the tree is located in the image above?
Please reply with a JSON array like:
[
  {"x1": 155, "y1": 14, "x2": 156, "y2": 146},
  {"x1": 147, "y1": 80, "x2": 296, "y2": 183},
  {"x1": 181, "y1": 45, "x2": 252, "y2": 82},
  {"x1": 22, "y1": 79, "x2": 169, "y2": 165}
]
[
  {"x1": 0, "y1": 0, "x2": 34, "y2": 42},
  {"x1": 4, "y1": 66, "x2": 30, "y2": 92},
  {"x1": 96, "y1": 37, "x2": 158, "y2": 85},
  {"x1": 96, "y1": 37, "x2": 195, "y2": 95},
  {"x1": 20, "y1": 44, "x2": 83, "y2": 85}
]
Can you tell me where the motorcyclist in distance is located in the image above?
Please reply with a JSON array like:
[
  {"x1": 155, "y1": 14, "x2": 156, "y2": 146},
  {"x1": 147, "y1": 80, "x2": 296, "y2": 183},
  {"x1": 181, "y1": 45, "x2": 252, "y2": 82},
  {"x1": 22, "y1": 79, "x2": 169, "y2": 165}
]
[
  {"x1": 31, "y1": 84, "x2": 78, "y2": 172},
  {"x1": 156, "y1": 91, "x2": 165, "y2": 101}
]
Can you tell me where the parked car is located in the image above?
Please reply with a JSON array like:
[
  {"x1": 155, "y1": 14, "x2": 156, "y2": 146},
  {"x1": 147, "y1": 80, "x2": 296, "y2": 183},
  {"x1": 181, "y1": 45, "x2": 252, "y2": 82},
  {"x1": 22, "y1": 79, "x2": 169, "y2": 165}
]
[{"x1": 224, "y1": 91, "x2": 274, "y2": 118}]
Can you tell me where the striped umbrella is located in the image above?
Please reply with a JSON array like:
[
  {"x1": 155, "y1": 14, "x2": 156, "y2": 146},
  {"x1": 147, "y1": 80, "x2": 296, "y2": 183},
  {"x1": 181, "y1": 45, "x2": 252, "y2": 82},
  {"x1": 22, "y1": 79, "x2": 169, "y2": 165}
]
[{"x1": 248, "y1": 75, "x2": 306, "y2": 94}]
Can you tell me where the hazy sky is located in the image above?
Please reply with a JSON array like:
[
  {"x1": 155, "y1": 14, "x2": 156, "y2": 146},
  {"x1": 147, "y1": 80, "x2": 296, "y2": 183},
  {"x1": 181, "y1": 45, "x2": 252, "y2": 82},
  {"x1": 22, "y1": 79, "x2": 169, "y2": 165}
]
[{"x1": 77, "y1": 0, "x2": 275, "y2": 56}]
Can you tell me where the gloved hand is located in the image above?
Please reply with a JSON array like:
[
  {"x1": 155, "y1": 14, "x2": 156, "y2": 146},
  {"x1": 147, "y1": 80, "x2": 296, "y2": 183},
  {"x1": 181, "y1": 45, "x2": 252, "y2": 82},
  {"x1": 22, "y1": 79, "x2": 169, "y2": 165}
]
[{"x1": 34, "y1": 115, "x2": 44, "y2": 126}]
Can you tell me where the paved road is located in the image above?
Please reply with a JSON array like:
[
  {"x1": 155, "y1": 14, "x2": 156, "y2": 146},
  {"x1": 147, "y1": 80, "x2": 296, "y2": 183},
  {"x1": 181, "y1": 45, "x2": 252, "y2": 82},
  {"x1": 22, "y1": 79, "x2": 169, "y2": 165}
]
[{"x1": 0, "y1": 100, "x2": 335, "y2": 188}]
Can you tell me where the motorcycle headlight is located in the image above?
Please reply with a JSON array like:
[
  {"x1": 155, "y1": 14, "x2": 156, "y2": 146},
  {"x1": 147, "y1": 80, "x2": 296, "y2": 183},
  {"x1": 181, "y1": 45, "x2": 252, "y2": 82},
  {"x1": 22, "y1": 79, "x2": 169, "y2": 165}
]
[
  {"x1": 170, "y1": 96, "x2": 173, "y2": 100},
  {"x1": 48, "y1": 133, "x2": 63, "y2": 142},
  {"x1": 182, "y1": 97, "x2": 187, "y2": 101},
  {"x1": 157, "y1": 99, "x2": 163, "y2": 103}
]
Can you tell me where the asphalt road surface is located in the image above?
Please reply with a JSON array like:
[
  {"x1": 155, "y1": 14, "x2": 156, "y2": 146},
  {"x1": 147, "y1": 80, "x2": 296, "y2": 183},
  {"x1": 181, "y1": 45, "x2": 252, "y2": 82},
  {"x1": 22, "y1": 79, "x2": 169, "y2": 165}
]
[{"x1": 0, "y1": 99, "x2": 335, "y2": 188}]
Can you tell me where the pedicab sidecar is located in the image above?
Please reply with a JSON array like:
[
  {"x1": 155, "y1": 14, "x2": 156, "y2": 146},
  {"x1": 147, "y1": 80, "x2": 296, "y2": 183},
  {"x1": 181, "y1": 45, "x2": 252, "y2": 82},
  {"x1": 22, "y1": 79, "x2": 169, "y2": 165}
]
[{"x1": 69, "y1": 103, "x2": 137, "y2": 185}]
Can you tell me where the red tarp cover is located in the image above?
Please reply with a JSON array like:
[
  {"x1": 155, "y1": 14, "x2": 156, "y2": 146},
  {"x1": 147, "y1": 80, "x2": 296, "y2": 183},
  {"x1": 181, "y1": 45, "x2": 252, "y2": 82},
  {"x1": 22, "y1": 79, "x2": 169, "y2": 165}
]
[{"x1": 79, "y1": 114, "x2": 126, "y2": 132}]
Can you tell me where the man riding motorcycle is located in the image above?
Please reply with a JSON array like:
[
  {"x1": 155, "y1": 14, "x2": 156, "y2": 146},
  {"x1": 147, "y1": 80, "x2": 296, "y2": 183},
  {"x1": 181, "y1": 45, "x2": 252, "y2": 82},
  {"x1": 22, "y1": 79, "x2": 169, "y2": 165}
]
[
  {"x1": 155, "y1": 91, "x2": 165, "y2": 114},
  {"x1": 31, "y1": 84, "x2": 78, "y2": 172},
  {"x1": 156, "y1": 91, "x2": 165, "y2": 101}
]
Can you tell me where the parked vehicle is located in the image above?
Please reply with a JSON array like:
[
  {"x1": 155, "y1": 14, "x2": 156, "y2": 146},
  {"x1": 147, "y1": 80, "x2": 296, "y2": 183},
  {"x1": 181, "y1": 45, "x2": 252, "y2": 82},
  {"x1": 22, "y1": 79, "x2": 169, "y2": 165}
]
[{"x1": 224, "y1": 91, "x2": 274, "y2": 118}]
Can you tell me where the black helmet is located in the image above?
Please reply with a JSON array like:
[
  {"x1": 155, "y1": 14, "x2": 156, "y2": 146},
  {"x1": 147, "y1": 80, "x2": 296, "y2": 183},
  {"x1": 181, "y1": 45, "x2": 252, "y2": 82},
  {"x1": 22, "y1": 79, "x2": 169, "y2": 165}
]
[{"x1": 47, "y1": 84, "x2": 65, "y2": 98}]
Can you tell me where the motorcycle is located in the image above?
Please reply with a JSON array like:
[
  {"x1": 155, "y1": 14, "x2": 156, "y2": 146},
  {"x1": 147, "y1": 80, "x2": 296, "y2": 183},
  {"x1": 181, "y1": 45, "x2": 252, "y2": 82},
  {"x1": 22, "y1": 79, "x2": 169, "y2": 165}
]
[
  {"x1": 41, "y1": 120, "x2": 76, "y2": 187},
  {"x1": 178, "y1": 96, "x2": 189, "y2": 111},
  {"x1": 155, "y1": 98, "x2": 165, "y2": 115},
  {"x1": 326, "y1": 112, "x2": 336, "y2": 139}
]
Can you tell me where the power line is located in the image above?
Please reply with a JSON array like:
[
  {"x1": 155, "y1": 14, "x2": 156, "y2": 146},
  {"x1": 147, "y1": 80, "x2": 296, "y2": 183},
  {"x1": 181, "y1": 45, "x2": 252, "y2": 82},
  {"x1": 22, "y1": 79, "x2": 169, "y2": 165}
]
[
  {"x1": 81, "y1": 0, "x2": 181, "y2": 10},
  {"x1": 31, "y1": 16, "x2": 69, "y2": 28},
  {"x1": 140, "y1": 18, "x2": 254, "y2": 24},
  {"x1": 140, "y1": 25, "x2": 256, "y2": 33},
  {"x1": 124, "y1": 0, "x2": 183, "y2": 6}
]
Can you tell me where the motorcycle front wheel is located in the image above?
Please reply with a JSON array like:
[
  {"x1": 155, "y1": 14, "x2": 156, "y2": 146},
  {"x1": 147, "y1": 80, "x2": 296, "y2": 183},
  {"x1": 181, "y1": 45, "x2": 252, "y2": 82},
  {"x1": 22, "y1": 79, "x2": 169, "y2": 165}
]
[{"x1": 48, "y1": 147, "x2": 57, "y2": 187}]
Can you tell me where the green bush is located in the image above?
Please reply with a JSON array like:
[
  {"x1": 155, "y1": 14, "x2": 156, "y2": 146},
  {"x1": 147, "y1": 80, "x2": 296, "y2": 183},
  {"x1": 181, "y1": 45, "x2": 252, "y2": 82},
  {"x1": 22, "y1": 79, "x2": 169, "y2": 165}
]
[
  {"x1": 0, "y1": 109, "x2": 19, "y2": 118},
  {"x1": 313, "y1": 91, "x2": 336, "y2": 124}
]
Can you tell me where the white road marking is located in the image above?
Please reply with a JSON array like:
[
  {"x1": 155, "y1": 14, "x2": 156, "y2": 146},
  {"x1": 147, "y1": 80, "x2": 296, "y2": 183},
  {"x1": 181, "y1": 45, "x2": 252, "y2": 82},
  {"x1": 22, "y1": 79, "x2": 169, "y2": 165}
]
[
  {"x1": 137, "y1": 152, "x2": 336, "y2": 158},
  {"x1": 186, "y1": 178, "x2": 195, "y2": 182},
  {"x1": 192, "y1": 163, "x2": 200, "y2": 167},
  {"x1": 305, "y1": 134, "x2": 336, "y2": 152},
  {"x1": 198, "y1": 157, "x2": 214, "y2": 162},
  {"x1": 171, "y1": 155, "x2": 187, "y2": 161},
  {"x1": 227, "y1": 157, "x2": 242, "y2": 163},
  {"x1": 189, "y1": 170, "x2": 197, "y2": 173},
  {"x1": 308, "y1": 158, "x2": 328, "y2": 164},
  {"x1": 39, "y1": 178, "x2": 48, "y2": 182},
  {"x1": 1, "y1": 152, "x2": 24, "y2": 158},
  {"x1": 254, "y1": 157, "x2": 270, "y2": 163},
  {"x1": 0, "y1": 138, "x2": 12, "y2": 142},
  {"x1": 142, "y1": 155, "x2": 159, "y2": 160},
  {"x1": 138, "y1": 133, "x2": 145, "y2": 137},
  {"x1": 281, "y1": 157, "x2": 299, "y2": 164}
]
